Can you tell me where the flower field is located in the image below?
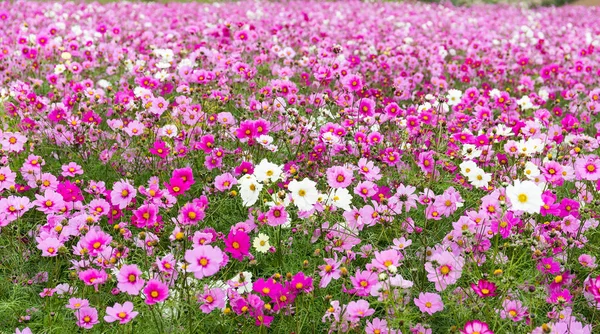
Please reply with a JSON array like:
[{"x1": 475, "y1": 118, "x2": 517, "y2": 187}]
[{"x1": 1, "y1": 1, "x2": 600, "y2": 333}]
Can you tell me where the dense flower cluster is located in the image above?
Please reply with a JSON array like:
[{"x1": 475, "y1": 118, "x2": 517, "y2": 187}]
[{"x1": 1, "y1": 1, "x2": 600, "y2": 333}]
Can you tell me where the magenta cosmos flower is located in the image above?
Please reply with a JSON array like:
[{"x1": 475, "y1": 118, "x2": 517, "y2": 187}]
[
  {"x1": 143, "y1": 279, "x2": 169, "y2": 305},
  {"x1": 79, "y1": 268, "x2": 108, "y2": 289},
  {"x1": 184, "y1": 245, "x2": 224, "y2": 279},
  {"x1": 414, "y1": 292, "x2": 444, "y2": 315},
  {"x1": 224, "y1": 230, "x2": 250, "y2": 261},
  {"x1": 461, "y1": 320, "x2": 493, "y2": 334},
  {"x1": 471, "y1": 279, "x2": 498, "y2": 298},
  {"x1": 104, "y1": 301, "x2": 138, "y2": 324}
]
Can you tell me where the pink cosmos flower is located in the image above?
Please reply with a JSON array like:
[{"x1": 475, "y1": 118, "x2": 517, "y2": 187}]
[
  {"x1": 104, "y1": 301, "x2": 138, "y2": 324},
  {"x1": 558, "y1": 198, "x2": 580, "y2": 218},
  {"x1": 1, "y1": 132, "x2": 27, "y2": 152},
  {"x1": 66, "y1": 298, "x2": 89, "y2": 310},
  {"x1": 318, "y1": 256, "x2": 342, "y2": 288},
  {"x1": 110, "y1": 180, "x2": 137, "y2": 209},
  {"x1": 75, "y1": 306, "x2": 99, "y2": 329},
  {"x1": 143, "y1": 279, "x2": 169, "y2": 305},
  {"x1": 171, "y1": 167, "x2": 195, "y2": 189},
  {"x1": 37, "y1": 237, "x2": 62, "y2": 257},
  {"x1": 39, "y1": 288, "x2": 55, "y2": 298},
  {"x1": 133, "y1": 204, "x2": 159, "y2": 228},
  {"x1": 156, "y1": 253, "x2": 177, "y2": 273},
  {"x1": 123, "y1": 120, "x2": 145, "y2": 137},
  {"x1": 349, "y1": 270, "x2": 378, "y2": 296},
  {"x1": 417, "y1": 150, "x2": 436, "y2": 174},
  {"x1": 33, "y1": 189, "x2": 65, "y2": 214},
  {"x1": 499, "y1": 299, "x2": 528, "y2": 322},
  {"x1": 414, "y1": 292, "x2": 444, "y2": 315},
  {"x1": 540, "y1": 191, "x2": 561, "y2": 216},
  {"x1": 371, "y1": 249, "x2": 402, "y2": 272},
  {"x1": 266, "y1": 205, "x2": 288, "y2": 226},
  {"x1": 343, "y1": 74, "x2": 363, "y2": 92},
  {"x1": 574, "y1": 155, "x2": 600, "y2": 181},
  {"x1": 117, "y1": 264, "x2": 145, "y2": 295},
  {"x1": 81, "y1": 229, "x2": 112, "y2": 257},
  {"x1": 390, "y1": 184, "x2": 418, "y2": 213},
  {"x1": 164, "y1": 178, "x2": 189, "y2": 197},
  {"x1": 357, "y1": 158, "x2": 382, "y2": 181},
  {"x1": 552, "y1": 320, "x2": 592, "y2": 334},
  {"x1": 354, "y1": 181, "x2": 378, "y2": 200},
  {"x1": 184, "y1": 245, "x2": 224, "y2": 279},
  {"x1": 56, "y1": 180, "x2": 84, "y2": 202},
  {"x1": 411, "y1": 324, "x2": 433, "y2": 334},
  {"x1": 0, "y1": 166, "x2": 16, "y2": 191},
  {"x1": 289, "y1": 272, "x2": 313, "y2": 293},
  {"x1": 88, "y1": 199, "x2": 110, "y2": 217},
  {"x1": 326, "y1": 166, "x2": 353, "y2": 188},
  {"x1": 461, "y1": 320, "x2": 493, "y2": 334},
  {"x1": 366, "y1": 318, "x2": 389, "y2": 334},
  {"x1": 345, "y1": 299, "x2": 374, "y2": 321},
  {"x1": 578, "y1": 254, "x2": 597, "y2": 269},
  {"x1": 214, "y1": 173, "x2": 237, "y2": 192},
  {"x1": 61, "y1": 162, "x2": 84, "y2": 177},
  {"x1": 425, "y1": 251, "x2": 464, "y2": 291},
  {"x1": 198, "y1": 286, "x2": 226, "y2": 314}
]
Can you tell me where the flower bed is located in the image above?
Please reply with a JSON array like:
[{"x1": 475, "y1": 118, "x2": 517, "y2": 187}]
[{"x1": 1, "y1": 1, "x2": 600, "y2": 333}]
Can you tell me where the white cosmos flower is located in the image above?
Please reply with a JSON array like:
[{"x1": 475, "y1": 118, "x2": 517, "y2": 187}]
[
  {"x1": 252, "y1": 233, "x2": 271, "y2": 253},
  {"x1": 446, "y1": 89, "x2": 463, "y2": 106},
  {"x1": 253, "y1": 159, "x2": 283, "y2": 183},
  {"x1": 159, "y1": 125, "x2": 178, "y2": 138},
  {"x1": 467, "y1": 167, "x2": 491, "y2": 188},
  {"x1": 238, "y1": 175, "x2": 263, "y2": 207},
  {"x1": 459, "y1": 160, "x2": 479, "y2": 179},
  {"x1": 505, "y1": 180, "x2": 544, "y2": 214},
  {"x1": 229, "y1": 271, "x2": 253, "y2": 294},
  {"x1": 517, "y1": 138, "x2": 544, "y2": 157},
  {"x1": 321, "y1": 132, "x2": 340, "y2": 145},
  {"x1": 326, "y1": 188, "x2": 353, "y2": 211},
  {"x1": 288, "y1": 178, "x2": 319, "y2": 212},
  {"x1": 462, "y1": 144, "x2": 482, "y2": 159},
  {"x1": 523, "y1": 161, "x2": 540, "y2": 180},
  {"x1": 257, "y1": 135, "x2": 273, "y2": 146},
  {"x1": 54, "y1": 64, "x2": 66, "y2": 74},
  {"x1": 496, "y1": 124, "x2": 513, "y2": 136},
  {"x1": 517, "y1": 96, "x2": 534, "y2": 110}
]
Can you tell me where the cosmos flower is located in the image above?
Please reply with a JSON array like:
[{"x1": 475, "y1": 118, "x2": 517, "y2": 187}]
[
  {"x1": 104, "y1": 302, "x2": 138, "y2": 324},
  {"x1": 505, "y1": 180, "x2": 544, "y2": 214}
]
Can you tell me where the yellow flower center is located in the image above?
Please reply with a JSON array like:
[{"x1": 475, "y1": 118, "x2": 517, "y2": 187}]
[{"x1": 440, "y1": 265, "x2": 450, "y2": 275}]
